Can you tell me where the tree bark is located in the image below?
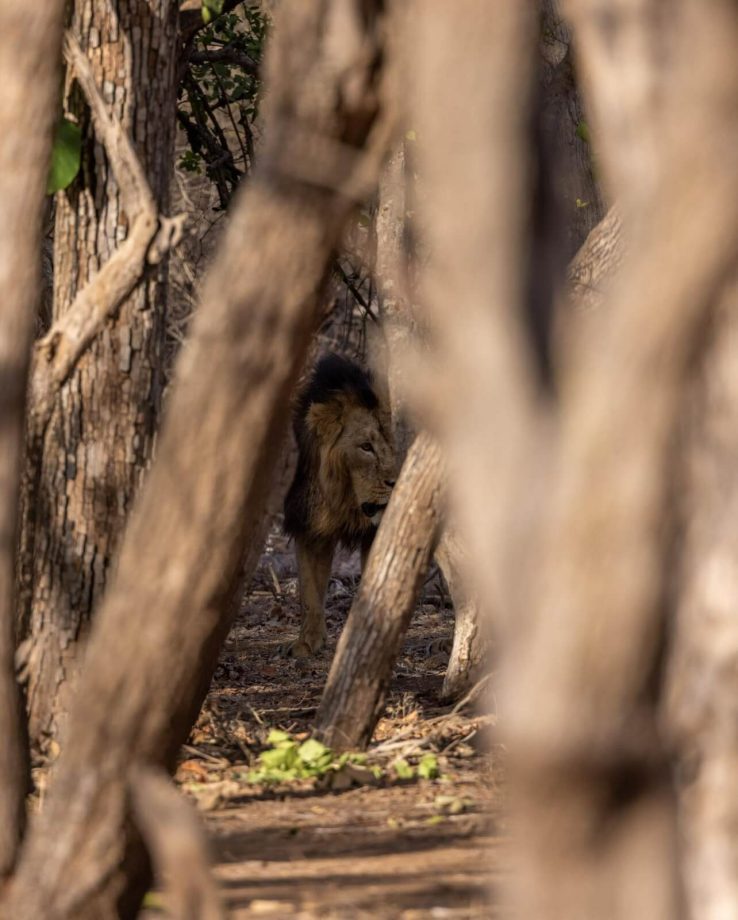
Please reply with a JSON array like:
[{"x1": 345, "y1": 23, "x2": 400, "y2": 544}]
[
  {"x1": 316, "y1": 433, "x2": 444, "y2": 751},
  {"x1": 374, "y1": 142, "x2": 487, "y2": 702},
  {"x1": 666, "y1": 271, "x2": 738, "y2": 920},
  {"x1": 435, "y1": 528, "x2": 486, "y2": 701},
  {"x1": 408, "y1": 0, "x2": 738, "y2": 917},
  {"x1": 539, "y1": 0, "x2": 605, "y2": 257},
  {"x1": 3, "y1": 2, "x2": 389, "y2": 916},
  {"x1": 19, "y1": 0, "x2": 180, "y2": 753},
  {"x1": 0, "y1": 0, "x2": 66, "y2": 878}
]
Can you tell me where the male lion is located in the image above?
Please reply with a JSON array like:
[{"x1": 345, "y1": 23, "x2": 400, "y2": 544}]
[{"x1": 284, "y1": 354, "x2": 397, "y2": 657}]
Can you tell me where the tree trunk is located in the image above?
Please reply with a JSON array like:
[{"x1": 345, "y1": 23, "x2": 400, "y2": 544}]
[
  {"x1": 539, "y1": 0, "x2": 605, "y2": 258},
  {"x1": 19, "y1": 0, "x2": 179, "y2": 752},
  {"x1": 406, "y1": 0, "x2": 738, "y2": 917},
  {"x1": 666, "y1": 270, "x2": 738, "y2": 920},
  {"x1": 0, "y1": 1, "x2": 66, "y2": 878},
  {"x1": 3, "y1": 3, "x2": 389, "y2": 916},
  {"x1": 435, "y1": 529, "x2": 486, "y2": 701},
  {"x1": 374, "y1": 142, "x2": 487, "y2": 702},
  {"x1": 316, "y1": 433, "x2": 444, "y2": 751}
]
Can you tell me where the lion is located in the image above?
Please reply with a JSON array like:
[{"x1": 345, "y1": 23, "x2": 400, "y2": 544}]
[{"x1": 283, "y1": 353, "x2": 397, "y2": 657}]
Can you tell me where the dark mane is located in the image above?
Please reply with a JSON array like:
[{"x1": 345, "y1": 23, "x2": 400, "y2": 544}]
[
  {"x1": 284, "y1": 354, "x2": 379, "y2": 546},
  {"x1": 293, "y1": 353, "x2": 378, "y2": 439}
]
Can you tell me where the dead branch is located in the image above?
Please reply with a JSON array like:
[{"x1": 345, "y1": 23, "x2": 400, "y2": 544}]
[
  {"x1": 130, "y1": 767, "x2": 224, "y2": 920},
  {"x1": 29, "y1": 32, "x2": 185, "y2": 435}
]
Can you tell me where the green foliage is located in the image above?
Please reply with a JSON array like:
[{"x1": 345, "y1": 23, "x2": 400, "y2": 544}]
[
  {"x1": 393, "y1": 759, "x2": 414, "y2": 780},
  {"x1": 201, "y1": 0, "x2": 225, "y2": 24},
  {"x1": 47, "y1": 117, "x2": 82, "y2": 194},
  {"x1": 393, "y1": 753, "x2": 439, "y2": 781},
  {"x1": 417, "y1": 753, "x2": 440, "y2": 780},
  {"x1": 178, "y1": 4, "x2": 267, "y2": 205},
  {"x1": 247, "y1": 731, "x2": 347, "y2": 784},
  {"x1": 245, "y1": 731, "x2": 440, "y2": 787}
]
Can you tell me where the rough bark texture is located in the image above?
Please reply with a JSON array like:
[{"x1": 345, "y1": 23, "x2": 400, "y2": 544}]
[
  {"x1": 565, "y1": 204, "x2": 623, "y2": 312},
  {"x1": 316, "y1": 433, "x2": 444, "y2": 751},
  {"x1": 0, "y1": 0, "x2": 66, "y2": 878},
  {"x1": 539, "y1": 0, "x2": 605, "y2": 257},
  {"x1": 3, "y1": 3, "x2": 389, "y2": 916},
  {"x1": 19, "y1": 0, "x2": 180, "y2": 752}
]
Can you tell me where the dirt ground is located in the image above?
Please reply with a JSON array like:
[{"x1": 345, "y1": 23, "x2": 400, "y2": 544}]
[{"x1": 171, "y1": 529, "x2": 505, "y2": 919}]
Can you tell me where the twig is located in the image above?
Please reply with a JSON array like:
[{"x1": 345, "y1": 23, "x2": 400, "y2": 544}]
[
  {"x1": 334, "y1": 260, "x2": 379, "y2": 323},
  {"x1": 190, "y1": 47, "x2": 259, "y2": 75}
]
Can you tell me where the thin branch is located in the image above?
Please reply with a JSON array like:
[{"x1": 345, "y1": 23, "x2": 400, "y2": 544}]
[
  {"x1": 189, "y1": 46, "x2": 259, "y2": 75},
  {"x1": 179, "y1": 0, "x2": 244, "y2": 45},
  {"x1": 334, "y1": 260, "x2": 379, "y2": 323}
]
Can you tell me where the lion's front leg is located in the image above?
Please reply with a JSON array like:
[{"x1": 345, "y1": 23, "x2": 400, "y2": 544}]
[{"x1": 289, "y1": 537, "x2": 336, "y2": 658}]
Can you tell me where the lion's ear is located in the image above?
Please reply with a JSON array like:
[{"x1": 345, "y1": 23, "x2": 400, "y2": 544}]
[{"x1": 305, "y1": 397, "x2": 347, "y2": 445}]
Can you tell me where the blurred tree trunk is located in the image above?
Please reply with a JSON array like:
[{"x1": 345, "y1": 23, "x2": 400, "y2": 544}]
[
  {"x1": 408, "y1": 1, "x2": 738, "y2": 919},
  {"x1": 667, "y1": 272, "x2": 738, "y2": 920},
  {"x1": 3, "y1": 2, "x2": 389, "y2": 916},
  {"x1": 19, "y1": 0, "x2": 179, "y2": 752},
  {"x1": 0, "y1": 1, "x2": 66, "y2": 878},
  {"x1": 374, "y1": 141, "x2": 487, "y2": 701}
]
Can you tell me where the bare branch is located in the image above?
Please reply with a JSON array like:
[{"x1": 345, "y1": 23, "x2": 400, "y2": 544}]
[
  {"x1": 189, "y1": 46, "x2": 259, "y2": 75},
  {"x1": 29, "y1": 32, "x2": 185, "y2": 434}
]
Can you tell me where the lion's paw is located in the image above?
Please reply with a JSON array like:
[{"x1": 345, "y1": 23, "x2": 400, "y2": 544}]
[{"x1": 278, "y1": 632, "x2": 326, "y2": 659}]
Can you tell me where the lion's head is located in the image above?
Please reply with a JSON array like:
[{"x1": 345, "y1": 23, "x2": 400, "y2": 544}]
[{"x1": 284, "y1": 354, "x2": 397, "y2": 548}]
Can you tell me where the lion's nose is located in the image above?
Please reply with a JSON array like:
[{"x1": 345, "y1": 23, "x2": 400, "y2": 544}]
[{"x1": 385, "y1": 479, "x2": 396, "y2": 488}]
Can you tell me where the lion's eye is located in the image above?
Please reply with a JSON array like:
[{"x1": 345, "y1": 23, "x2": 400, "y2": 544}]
[{"x1": 360, "y1": 442, "x2": 374, "y2": 453}]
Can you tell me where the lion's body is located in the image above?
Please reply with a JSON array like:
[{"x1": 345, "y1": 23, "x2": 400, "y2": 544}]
[{"x1": 284, "y1": 354, "x2": 396, "y2": 656}]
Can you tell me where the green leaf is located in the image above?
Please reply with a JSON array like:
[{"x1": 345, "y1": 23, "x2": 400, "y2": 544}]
[
  {"x1": 266, "y1": 729, "x2": 291, "y2": 745},
  {"x1": 393, "y1": 759, "x2": 414, "y2": 780},
  {"x1": 47, "y1": 117, "x2": 82, "y2": 195},
  {"x1": 298, "y1": 738, "x2": 332, "y2": 765},
  {"x1": 260, "y1": 744, "x2": 297, "y2": 770},
  {"x1": 202, "y1": 0, "x2": 224, "y2": 23},
  {"x1": 418, "y1": 754, "x2": 439, "y2": 780}
]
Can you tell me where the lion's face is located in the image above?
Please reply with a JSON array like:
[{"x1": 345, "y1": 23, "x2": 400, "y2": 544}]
[
  {"x1": 340, "y1": 404, "x2": 396, "y2": 524},
  {"x1": 307, "y1": 395, "x2": 397, "y2": 527}
]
